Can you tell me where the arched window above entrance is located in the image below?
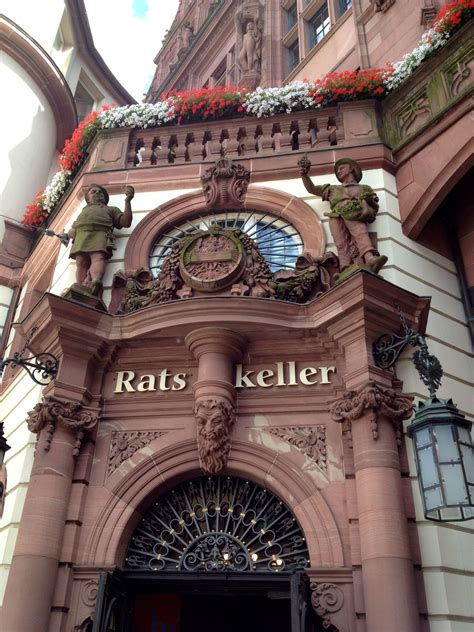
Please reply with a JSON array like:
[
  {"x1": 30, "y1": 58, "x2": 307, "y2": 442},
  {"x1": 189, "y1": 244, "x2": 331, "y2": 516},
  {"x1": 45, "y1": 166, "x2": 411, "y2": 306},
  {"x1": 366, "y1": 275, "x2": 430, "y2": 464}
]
[
  {"x1": 125, "y1": 475, "x2": 309, "y2": 573},
  {"x1": 149, "y1": 209, "x2": 304, "y2": 276}
]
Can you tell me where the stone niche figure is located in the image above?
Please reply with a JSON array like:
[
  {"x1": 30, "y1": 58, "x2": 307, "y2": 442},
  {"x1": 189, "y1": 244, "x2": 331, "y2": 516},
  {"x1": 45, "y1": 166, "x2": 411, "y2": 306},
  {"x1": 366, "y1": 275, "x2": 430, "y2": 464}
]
[
  {"x1": 235, "y1": 1, "x2": 265, "y2": 88},
  {"x1": 68, "y1": 184, "x2": 134, "y2": 296},
  {"x1": 238, "y1": 21, "x2": 263, "y2": 73},
  {"x1": 298, "y1": 156, "x2": 387, "y2": 275}
]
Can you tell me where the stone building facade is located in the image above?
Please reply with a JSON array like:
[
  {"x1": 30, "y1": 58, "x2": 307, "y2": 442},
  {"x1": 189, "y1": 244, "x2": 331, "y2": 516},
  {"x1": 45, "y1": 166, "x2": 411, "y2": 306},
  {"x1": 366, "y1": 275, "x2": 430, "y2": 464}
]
[{"x1": 0, "y1": 1, "x2": 473, "y2": 631}]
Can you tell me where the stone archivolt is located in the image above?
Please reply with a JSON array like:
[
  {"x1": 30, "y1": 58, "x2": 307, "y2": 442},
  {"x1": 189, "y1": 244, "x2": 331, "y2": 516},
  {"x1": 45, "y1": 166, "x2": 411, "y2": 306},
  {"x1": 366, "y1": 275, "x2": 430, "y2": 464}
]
[
  {"x1": 107, "y1": 430, "x2": 167, "y2": 475},
  {"x1": 330, "y1": 381, "x2": 413, "y2": 443},
  {"x1": 267, "y1": 426, "x2": 327, "y2": 471},
  {"x1": 194, "y1": 398, "x2": 235, "y2": 474},
  {"x1": 26, "y1": 397, "x2": 99, "y2": 456}
]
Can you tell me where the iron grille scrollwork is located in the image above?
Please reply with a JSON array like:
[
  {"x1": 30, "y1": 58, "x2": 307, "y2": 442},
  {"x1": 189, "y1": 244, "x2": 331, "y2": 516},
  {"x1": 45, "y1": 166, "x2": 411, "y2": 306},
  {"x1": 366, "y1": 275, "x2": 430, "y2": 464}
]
[{"x1": 125, "y1": 476, "x2": 309, "y2": 573}]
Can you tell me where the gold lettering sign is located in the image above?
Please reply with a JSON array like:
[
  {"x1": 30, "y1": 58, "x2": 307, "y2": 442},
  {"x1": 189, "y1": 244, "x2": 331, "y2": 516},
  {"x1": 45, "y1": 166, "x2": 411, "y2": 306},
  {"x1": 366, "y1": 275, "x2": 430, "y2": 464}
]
[
  {"x1": 234, "y1": 363, "x2": 336, "y2": 388},
  {"x1": 113, "y1": 363, "x2": 336, "y2": 394}
]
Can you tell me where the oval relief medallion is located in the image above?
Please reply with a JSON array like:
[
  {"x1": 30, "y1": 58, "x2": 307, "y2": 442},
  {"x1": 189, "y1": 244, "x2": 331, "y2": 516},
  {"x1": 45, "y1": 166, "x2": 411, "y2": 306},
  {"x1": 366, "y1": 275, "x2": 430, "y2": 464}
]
[{"x1": 180, "y1": 228, "x2": 245, "y2": 291}]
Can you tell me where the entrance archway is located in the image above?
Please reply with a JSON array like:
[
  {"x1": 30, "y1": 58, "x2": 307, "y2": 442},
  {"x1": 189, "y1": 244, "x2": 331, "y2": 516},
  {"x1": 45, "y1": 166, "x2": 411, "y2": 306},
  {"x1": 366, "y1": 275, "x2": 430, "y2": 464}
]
[{"x1": 93, "y1": 476, "x2": 330, "y2": 631}]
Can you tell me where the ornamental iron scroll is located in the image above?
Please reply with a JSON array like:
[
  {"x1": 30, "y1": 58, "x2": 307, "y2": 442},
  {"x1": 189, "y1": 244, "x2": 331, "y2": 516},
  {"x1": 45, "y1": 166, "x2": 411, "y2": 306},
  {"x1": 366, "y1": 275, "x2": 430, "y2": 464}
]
[{"x1": 125, "y1": 476, "x2": 309, "y2": 573}]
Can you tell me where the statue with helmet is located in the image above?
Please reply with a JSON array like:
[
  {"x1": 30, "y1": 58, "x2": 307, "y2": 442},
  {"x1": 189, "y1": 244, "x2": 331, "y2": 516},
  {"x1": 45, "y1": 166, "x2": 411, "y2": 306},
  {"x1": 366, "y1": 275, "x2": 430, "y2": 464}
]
[{"x1": 298, "y1": 155, "x2": 387, "y2": 276}]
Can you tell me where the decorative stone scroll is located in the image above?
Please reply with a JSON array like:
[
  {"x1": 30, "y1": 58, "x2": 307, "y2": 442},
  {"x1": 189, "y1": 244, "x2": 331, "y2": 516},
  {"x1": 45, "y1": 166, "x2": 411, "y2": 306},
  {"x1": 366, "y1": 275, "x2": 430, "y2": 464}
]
[
  {"x1": 268, "y1": 426, "x2": 327, "y2": 471},
  {"x1": 310, "y1": 582, "x2": 344, "y2": 630},
  {"x1": 194, "y1": 398, "x2": 235, "y2": 474},
  {"x1": 107, "y1": 430, "x2": 167, "y2": 475},
  {"x1": 201, "y1": 158, "x2": 251, "y2": 208},
  {"x1": 26, "y1": 397, "x2": 99, "y2": 456},
  {"x1": 330, "y1": 381, "x2": 413, "y2": 443}
]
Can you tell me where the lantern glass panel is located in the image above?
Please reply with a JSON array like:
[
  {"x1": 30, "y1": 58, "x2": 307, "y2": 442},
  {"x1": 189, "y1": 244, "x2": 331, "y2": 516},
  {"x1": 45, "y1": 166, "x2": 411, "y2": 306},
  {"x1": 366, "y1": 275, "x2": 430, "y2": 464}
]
[
  {"x1": 440, "y1": 463, "x2": 468, "y2": 505},
  {"x1": 457, "y1": 426, "x2": 472, "y2": 443},
  {"x1": 460, "y1": 444, "x2": 474, "y2": 483},
  {"x1": 418, "y1": 445, "x2": 440, "y2": 488},
  {"x1": 415, "y1": 427, "x2": 430, "y2": 448},
  {"x1": 434, "y1": 425, "x2": 459, "y2": 461},
  {"x1": 424, "y1": 486, "x2": 443, "y2": 511}
]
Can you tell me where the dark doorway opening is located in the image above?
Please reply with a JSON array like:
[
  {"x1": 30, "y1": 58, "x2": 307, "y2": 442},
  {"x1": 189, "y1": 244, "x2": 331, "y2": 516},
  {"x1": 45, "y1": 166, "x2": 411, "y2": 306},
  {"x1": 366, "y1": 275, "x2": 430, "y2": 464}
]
[
  {"x1": 132, "y1": 590, "x2": 291, "y2": 632},
  {"x1": 92, "y1": 571, "x2": 328, "y2": 631}
]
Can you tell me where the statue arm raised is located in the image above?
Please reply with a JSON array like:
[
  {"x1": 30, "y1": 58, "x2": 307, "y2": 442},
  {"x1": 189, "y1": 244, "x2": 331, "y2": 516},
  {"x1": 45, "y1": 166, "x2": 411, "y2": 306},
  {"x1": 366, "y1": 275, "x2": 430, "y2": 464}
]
[
  {"x1": 301, "y1": 173, "x2": 325, "y2": 197},
  {"x1": 119, "y1": 186, "x2": 134, "y2": 228}
]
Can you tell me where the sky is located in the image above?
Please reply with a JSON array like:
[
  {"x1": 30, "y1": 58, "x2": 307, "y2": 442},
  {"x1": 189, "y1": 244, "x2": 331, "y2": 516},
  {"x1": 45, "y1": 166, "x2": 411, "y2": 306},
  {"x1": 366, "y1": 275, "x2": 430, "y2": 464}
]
[{"x1": 84, "y1": 0, "x2": 180, "y2": 101}]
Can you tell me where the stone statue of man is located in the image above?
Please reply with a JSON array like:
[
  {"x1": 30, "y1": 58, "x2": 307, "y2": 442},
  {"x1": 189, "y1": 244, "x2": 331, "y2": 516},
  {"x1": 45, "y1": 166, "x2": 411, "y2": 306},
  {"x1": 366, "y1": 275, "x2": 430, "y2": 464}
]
[
  {"x1": 68, "y1": 184, "x2": 134, "y2": 296},
  {"x1": 298, "y1": 156, "x2": 387, "y2": 274},
  {"x1": 238, "y1": 20, "x2": 262, "y2": 72}
]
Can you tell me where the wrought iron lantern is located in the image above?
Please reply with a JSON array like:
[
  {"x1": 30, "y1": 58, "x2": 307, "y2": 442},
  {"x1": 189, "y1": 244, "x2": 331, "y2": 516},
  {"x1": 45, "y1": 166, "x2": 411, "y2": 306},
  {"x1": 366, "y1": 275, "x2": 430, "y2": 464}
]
[
  {"x1": 407, "y1": 398, "x2": 474, "y2": 521},
  {"x1": 374, "y1": 306, "x2": 474, "y2": 522}
]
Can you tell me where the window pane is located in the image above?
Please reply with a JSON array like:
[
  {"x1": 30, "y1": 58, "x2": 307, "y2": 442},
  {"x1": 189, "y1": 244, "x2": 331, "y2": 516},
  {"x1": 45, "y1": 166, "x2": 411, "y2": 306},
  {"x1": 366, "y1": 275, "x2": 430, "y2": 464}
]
[
  {"x1": 434, "y1": 425, "x2": 459, "y2": 462},
  {"x1": 288, "y1": 40, "x2": 299, "y2": 71},
  {"x1": 338, "y1": 0, "x2": 352, "y2": 14},
  {"x1": 440, "y1": 463, "x2": 468, "y2": 505},
  {"x1": 308, "y1": 3, "x2": 330, "y2": 49},
  {"x1": 287, "y1": 3, "x2": 297, "y2": 30},
  {"x1": 418, "y1": 446, "x2": 440, "y2": 489},
  {"x1": 424, "y1": 486, "x2": 443, "y2": 511}
]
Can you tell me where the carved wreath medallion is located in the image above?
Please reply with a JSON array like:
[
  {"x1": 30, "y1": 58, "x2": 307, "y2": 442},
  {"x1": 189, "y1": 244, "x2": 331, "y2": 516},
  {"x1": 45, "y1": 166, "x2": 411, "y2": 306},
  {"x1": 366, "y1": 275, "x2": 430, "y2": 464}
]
[{"x1": 180, "y1": 227, "x2": 245, "y2": 292}]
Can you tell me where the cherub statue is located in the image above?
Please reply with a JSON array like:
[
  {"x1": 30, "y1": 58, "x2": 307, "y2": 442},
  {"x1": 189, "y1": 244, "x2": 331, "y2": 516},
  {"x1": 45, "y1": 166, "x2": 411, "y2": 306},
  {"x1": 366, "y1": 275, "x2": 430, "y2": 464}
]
[
  {"x1": 298, "y1": 155, "x2": 387, "y2": 274},
  {"x1": 68, "y1": 184, "x2": 134, "y2": 296}
]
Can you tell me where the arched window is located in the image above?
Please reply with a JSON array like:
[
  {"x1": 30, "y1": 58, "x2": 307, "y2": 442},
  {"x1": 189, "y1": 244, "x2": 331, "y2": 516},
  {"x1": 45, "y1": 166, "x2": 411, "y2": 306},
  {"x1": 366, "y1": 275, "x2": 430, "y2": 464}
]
[
  {"x1": 149, "y1": 210, "x2": 303, "y2": 277},
  {"x1": 125, "y1": 476, "x2": 309, "y2": 573}
]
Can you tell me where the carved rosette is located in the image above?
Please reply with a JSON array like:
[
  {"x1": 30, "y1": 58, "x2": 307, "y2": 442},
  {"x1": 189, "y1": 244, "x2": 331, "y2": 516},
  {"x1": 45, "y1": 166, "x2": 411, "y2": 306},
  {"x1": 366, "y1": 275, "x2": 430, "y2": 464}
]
[
  {"x1": 108, "y1": 430, "x2": 166, "y2": 475},
  {"x1": 194, "y1": 398, "x2": 235, "y2": 474},
  {"x1": 330, "y1": 381, "x2": 413, "y2": 443},
  {"x1": 267, "y1": 426, "x2": 327, "y2": 471},
  {"x1": 200, "y1": 158, "x2": 250, "y2": 208},
  {"x1": 310, "y1": 582, "x2": 344, "y2": 629},
  {"x1": 26, "y1": 397, "x2": 99, "y2": 456}
]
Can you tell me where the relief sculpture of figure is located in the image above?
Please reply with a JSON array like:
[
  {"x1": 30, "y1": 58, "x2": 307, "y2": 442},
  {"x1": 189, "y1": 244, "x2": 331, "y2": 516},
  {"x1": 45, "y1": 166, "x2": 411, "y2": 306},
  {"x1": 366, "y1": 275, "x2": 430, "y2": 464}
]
[
  {"x1": 68, "y1": 184, "x2": 134, "y2": 296},
  {"x1": 298, "y1": 156, "x2": 387, "y2": 275},
  {"x1": 238, "y1": 21, "x2": 263, "y2": 72}
]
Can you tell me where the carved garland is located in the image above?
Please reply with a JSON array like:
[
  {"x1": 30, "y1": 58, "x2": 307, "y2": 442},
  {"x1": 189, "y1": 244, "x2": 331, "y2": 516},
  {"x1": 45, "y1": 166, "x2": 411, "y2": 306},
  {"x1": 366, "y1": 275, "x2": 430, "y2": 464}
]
[
  {"x1": 267, "y1": 426, "x2": 327, "y2": 471},
  {"x1": 107, "y1": 430, "x2": 167, "y2": 475},
  {"x1": 26, "y1": 397, "x2": 99, "y2": 456},
  {"x1": 330, "y1": 381, "x2": 413, "y2": 443}
]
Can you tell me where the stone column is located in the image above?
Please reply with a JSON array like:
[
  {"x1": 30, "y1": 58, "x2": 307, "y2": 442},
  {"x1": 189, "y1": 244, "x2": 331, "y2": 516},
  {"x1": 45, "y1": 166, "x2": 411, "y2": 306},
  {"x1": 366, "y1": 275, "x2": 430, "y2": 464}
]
[
  {"x1": 331, "y1": 382, "x2": 419, "y2": 632},
  {"x1": 1, "y1": 398, "x2": 98, "y2": 632},
  {"x1": 185, "y1": 327, "x2": 245, "y2": 474}
]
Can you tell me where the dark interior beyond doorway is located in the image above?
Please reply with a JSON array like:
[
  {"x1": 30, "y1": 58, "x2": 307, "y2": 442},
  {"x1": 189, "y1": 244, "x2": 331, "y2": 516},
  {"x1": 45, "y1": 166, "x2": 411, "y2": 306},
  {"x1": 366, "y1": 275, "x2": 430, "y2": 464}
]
[{"x1": 133, "y1": 592, "x2": 291, "y2": 632}]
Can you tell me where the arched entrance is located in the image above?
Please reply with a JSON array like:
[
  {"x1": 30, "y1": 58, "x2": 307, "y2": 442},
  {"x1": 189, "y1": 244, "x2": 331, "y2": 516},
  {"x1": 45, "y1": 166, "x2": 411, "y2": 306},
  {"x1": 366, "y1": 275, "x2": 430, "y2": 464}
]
[{"x1": 93, "y1": 476, "x2": 326, "y2": 632}]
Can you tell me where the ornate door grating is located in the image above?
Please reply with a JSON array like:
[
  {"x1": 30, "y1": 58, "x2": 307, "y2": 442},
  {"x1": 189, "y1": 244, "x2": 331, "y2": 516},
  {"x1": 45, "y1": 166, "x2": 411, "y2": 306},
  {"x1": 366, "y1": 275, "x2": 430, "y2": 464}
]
[{"x1": 125, "y1": 476, "x2": 309, "y2": 573}]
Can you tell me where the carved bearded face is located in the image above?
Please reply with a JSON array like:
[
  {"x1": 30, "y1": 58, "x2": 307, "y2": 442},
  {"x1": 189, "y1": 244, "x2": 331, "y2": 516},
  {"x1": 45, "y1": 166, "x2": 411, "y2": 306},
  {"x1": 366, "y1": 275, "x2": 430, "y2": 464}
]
[{"x1": 194, "y1": 399, "x2": 235, "y2": 474}]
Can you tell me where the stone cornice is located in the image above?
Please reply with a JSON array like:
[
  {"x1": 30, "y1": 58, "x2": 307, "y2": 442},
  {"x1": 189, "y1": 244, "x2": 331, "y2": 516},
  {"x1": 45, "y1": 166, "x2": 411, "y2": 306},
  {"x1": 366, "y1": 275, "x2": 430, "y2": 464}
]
[
  {"x1": 0, "y1": 14, "x2": 77, "y2": 151},
  {"x1": 13, "y1": 272, "x2": 430, "y2": 372}
]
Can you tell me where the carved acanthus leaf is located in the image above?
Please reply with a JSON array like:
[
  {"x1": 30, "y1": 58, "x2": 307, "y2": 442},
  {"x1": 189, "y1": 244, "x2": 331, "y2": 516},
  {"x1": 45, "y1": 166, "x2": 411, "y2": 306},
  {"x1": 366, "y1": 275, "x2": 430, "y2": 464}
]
[
  {"x1": 107, "y1": 430, "x2": 167, "y2": 474},
  {"x1": 330, "y1": 381, "x2": 413, "y2": 442},
  {"x1": 268, "y1": 426, "x2": 327, "y2": 471},
  {"x1": 26, "y1": 397, "x2": 99, "y2": 456}
]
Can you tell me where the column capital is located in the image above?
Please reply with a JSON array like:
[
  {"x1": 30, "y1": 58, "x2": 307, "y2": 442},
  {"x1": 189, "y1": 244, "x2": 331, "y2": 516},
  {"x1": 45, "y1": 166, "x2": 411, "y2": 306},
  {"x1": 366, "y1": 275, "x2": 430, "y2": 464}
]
[
  {"x1": 26, "y1": 396, "x2": 99, "y2": 456},
  {"x1": 330, "y1": 381, "x2": 413, "y2": 441},
  {"x1": 185, "y1": 327, "x2": 246, "y2": 361}
]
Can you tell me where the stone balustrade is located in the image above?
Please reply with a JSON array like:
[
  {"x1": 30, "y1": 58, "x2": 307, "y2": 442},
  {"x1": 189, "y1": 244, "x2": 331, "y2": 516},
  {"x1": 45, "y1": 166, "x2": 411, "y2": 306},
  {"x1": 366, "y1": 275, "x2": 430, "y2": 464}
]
[{"x1": 88, "y1": 100, "x2": 383, "y2": 173}]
